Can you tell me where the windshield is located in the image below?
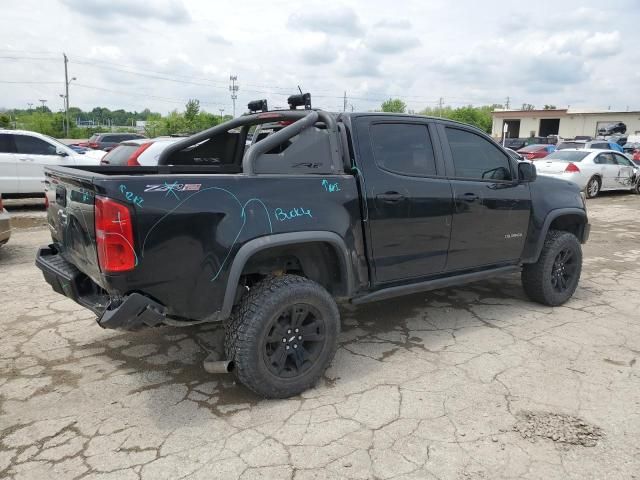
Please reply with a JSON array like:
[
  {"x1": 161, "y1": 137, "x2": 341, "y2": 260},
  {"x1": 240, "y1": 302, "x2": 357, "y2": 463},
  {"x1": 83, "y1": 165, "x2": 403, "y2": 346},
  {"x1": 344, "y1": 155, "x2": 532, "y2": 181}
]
[{"x1": 545, "y1": 150, "x2": 590, "y2": 162}]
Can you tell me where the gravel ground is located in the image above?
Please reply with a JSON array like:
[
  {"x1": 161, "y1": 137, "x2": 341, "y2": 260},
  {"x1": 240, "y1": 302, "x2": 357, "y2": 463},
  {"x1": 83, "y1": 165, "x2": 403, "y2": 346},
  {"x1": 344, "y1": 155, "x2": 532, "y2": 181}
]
[{"x1": 0, "y1": 193, "x2": 639, "y2": 479}]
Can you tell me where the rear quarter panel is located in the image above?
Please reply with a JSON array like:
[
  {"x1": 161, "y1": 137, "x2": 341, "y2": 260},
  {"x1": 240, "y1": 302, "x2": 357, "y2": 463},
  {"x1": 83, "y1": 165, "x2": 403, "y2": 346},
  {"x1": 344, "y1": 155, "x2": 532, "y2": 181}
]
[{"x1": 95, "y1": 174, "x2": 364, "y2": 320}]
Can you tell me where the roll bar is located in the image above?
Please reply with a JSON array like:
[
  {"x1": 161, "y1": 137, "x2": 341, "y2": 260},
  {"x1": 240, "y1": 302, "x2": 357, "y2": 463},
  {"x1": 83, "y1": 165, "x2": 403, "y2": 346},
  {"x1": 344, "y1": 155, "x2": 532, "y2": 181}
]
[{"x1": 157, "y1": 109, "x2": 342, "y2": 174}]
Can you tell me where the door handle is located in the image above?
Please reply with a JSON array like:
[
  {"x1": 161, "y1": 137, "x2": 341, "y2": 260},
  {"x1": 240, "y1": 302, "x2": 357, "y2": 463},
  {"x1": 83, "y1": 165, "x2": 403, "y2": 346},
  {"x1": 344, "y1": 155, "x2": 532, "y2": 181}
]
[
  {"x1": 19, "y1": 158, "x2": 30, "y2": 162},
  {"x1": 460, "y1": 193, "x2": 480, "y2": 202},
  {"x1": 376, "y1": 192, "x2": 405, "y2": 203}
]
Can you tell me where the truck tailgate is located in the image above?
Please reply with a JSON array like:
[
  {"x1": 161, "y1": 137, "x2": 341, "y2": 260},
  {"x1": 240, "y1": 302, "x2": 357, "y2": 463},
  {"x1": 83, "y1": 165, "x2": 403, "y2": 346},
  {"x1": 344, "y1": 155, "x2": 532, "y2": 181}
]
[{"x1": 46, "y1": 167, "x2": 104, "y2": 286}]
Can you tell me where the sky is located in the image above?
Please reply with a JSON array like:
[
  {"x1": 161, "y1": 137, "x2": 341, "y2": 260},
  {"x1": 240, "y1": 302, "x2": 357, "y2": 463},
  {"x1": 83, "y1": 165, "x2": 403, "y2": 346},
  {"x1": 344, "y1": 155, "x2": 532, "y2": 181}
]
[{"x1": 1, "y1": 0, "x2": 639, "y2": 115}]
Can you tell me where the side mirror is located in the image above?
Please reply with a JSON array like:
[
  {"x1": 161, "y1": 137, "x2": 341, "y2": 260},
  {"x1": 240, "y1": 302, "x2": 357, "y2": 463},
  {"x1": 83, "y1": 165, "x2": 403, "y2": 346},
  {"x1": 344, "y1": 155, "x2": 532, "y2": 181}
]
[
  {"x1": 518, "y1": 161, "x2": 537, "y2": 182},
  {"x1": 56, "y1": 148, "x2": 69, "y2": 157}
]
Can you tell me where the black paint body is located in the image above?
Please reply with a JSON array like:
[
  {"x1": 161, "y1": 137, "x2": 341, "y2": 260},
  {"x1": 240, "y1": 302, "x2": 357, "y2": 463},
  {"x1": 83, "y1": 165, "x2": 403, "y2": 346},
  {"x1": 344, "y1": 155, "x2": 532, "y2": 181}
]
[{"x1": 39, "y1": 113, "x2": 589, "y2": 327}]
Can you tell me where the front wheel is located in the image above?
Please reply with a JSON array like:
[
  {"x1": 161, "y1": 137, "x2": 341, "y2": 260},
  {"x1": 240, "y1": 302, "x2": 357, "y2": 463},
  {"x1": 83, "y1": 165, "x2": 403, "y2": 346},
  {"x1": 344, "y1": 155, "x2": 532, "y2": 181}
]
[
  {"x1": 521, "y1": 230, "x2": 582, "y2": 306},
  {"x1": 586, "y1": 176, "x2": 601, "y2": 198},
  {"x1": 225, "y1": 275, "x2": 340, "y2": 398}
]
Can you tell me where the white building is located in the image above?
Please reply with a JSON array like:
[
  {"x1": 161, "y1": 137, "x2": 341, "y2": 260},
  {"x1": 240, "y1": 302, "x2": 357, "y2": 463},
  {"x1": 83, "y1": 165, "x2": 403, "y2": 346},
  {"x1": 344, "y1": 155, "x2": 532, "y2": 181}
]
[{"x1": 491, "y1": 108, "x2": 640, "y2": 139}]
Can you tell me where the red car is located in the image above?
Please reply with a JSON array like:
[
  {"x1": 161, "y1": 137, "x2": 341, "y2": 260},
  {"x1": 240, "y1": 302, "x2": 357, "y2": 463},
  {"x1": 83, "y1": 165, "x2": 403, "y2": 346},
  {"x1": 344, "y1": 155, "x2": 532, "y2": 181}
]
[
  {"x1": 633, "y1": 149, "x2": 640, "y2": 165},
  {"x1": 517, "y1": 144, "x2": 556, "y2": 160}
]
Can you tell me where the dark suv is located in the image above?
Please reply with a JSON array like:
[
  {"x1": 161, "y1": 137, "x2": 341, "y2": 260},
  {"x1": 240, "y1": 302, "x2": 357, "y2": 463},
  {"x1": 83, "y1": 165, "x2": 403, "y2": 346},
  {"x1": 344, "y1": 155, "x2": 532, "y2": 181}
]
[{"x1": 86, "y1": 133, "x2": 146, "y2": 151}]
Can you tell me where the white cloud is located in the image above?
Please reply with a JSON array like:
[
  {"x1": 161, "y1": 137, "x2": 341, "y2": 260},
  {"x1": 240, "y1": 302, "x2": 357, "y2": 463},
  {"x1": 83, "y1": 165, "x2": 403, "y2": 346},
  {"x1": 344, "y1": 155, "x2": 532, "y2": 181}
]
[{"x1": 0, "y1": 0, "x2": 637, "y2": 115}]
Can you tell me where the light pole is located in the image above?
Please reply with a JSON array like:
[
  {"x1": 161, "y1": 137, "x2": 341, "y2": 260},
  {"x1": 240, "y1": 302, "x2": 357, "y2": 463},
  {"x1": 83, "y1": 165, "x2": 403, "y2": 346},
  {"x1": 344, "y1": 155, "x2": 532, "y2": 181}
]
[
  {"x1": 219, "y1": 108, "x2": 225, "y2": 123},
  {"x1": 38, "y1": 99, "x2": 48, "y2": 111},
  {"x1": 63, "y1": 75, "x2": 76, "y2": 136},
  {"x1": 59, "y1": 94, "x2": 67, "y2": 134}
]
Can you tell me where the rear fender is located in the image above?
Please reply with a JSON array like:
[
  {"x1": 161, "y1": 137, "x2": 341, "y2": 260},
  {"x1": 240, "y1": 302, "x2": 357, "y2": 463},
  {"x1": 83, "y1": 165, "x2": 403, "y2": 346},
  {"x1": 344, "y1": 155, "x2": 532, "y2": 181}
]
[{"x1": 220, "y1": 231, "x2": 354, "y2": 319}]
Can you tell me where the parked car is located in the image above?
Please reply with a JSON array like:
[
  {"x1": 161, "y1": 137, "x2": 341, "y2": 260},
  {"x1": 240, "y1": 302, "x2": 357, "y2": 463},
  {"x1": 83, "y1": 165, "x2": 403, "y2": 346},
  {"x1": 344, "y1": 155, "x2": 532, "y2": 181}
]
[
  {"x1": 0, "y1": 194, "x2": 10, "y2": 246},
  {"x1": 0, "y1": 130, "x2": 103, "y2": 197},
  {"x1": 598, "y1": 122, "x2": 626, "y2": 136},
  {"x1": 100, "y1": 137, "x2": 180, "y2": 166},
  {"x1": 82, "y1": 133, "x2": 146, "y2": 152},
  {"x1": 633, "y1": 149, "x2": 640, "y2": 165},
  {"x1": 503, "y1": 138, "x2": 527, "y2": 150},
  {"x1": 37, "y1": 108, "x2": 590, "y2": 398},
  {"x1": 535, "y1": 149, "x2": 639, "y2": 198},
  {"x1": 517, "y1": 144, "x2": 556, "y2": 160},
  {"x1": 622, "y1": 142, "x2": 640, "y2": 155}
]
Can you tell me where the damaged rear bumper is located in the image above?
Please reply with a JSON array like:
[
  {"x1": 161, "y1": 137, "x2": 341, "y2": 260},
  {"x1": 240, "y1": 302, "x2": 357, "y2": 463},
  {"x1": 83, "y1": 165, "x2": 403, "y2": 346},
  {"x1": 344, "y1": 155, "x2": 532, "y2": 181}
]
[{"x1": 36, "y1": 245, "x2": 166, "y2": 330}]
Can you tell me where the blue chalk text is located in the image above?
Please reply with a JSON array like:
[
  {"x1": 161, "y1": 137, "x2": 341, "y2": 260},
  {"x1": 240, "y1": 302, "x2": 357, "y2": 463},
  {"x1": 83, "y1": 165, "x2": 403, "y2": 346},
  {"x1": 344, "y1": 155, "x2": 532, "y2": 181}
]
[{"x1": 274, "y1": 207, "x2": 312, "y2": 222}]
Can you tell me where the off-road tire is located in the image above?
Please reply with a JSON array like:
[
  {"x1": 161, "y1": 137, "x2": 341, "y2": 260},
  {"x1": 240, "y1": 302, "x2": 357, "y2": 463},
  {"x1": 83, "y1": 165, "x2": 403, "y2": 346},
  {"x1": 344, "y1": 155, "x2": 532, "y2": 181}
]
[
  {"x1": 586, "y1": 176, "x2": 601, "y2": 198},
  {"x1": 225, "y1": 275, "x2": 340, "y2": 398},
  {"x1": 521, "y1": 229, "x2": 582, "y2": 306}
]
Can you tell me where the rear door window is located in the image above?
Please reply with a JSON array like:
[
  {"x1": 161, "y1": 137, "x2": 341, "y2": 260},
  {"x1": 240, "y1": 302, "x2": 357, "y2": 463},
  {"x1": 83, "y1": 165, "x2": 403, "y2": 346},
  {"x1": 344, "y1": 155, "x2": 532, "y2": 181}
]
[
  {"x1": 14, "y1": 135, "x2": 57, "y2": 155},
  {"x1": 370, "y1": 123, "x2": 437, "y2": 177},
  {"x1": 0, "y1": 134, "x2": 16, "y2": 153},
  {"x1": 445, "y1": 127, "x2": 512, "y2": 181}
]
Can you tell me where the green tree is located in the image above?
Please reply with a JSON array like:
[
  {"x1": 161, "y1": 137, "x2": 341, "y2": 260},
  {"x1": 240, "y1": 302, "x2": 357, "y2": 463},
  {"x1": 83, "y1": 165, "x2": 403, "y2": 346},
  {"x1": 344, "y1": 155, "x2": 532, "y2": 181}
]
[
  {"x1": 185, "y1": 99, "x2": 200, "y2": 122},
  {"x1": 381, "y1": 98, "x2": 407, "y2": 113},
  {"x1": 0, "y1": 114, "x2": 10, "y2": 128},
  {"x1": 543, "y1": 104, "x2": 557, "y2": 110},
  {"x1": 418, "y1": 104, "x2": 493, "y2": 133}
]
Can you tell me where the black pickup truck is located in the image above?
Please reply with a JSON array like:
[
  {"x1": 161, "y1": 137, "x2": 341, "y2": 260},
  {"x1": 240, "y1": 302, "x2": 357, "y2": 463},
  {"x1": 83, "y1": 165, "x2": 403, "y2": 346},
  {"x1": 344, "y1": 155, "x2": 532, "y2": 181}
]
[{"x1": 36, "y1": 106, "x2": 590, "y2": 398}]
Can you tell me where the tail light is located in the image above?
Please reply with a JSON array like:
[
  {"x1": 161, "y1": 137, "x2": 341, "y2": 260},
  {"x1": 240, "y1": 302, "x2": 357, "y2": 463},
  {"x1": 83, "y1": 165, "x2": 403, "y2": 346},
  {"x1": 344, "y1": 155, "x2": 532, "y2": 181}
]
[
  {"x1": 95, "y1": 196, "x2": 136, "y2": 272},
  {"x1": 565, "y1": 163, "x2": 580, "y2": 173},
  {"x1": 127, "y1": 142, "x2": 153, "y2": 166},
  {"x1": 88, "y1": 142, "x2": 99, "y2": 149},
  {"x1": 0, "y1": 195, "x2": 3, "y2": 210},
  {"x1": 44, "y1": 194, "x2": 49, "y2": 209}
]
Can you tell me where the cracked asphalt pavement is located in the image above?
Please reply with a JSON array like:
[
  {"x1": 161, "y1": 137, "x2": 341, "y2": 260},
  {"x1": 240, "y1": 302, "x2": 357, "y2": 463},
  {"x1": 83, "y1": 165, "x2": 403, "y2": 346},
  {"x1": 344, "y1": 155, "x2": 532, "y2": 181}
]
[{"x1": 1, "y1": 194, "x2": 639, "y2": 479}]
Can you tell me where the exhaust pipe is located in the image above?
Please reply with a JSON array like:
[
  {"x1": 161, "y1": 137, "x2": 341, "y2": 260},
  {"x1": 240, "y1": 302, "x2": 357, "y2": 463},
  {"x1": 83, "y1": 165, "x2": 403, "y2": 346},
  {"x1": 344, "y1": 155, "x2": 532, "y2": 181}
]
[{"x1": 203, "y1": 353, "x2": 234, "y2": 374}]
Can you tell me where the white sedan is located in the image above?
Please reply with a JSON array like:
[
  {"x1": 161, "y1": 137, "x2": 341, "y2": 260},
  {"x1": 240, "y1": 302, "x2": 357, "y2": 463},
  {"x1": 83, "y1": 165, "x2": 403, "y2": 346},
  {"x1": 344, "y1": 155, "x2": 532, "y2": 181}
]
[
  {"x1": 0, "y1": 129, "x2": 103, "y2": 197},
  {"x1": 534, "y1": 148, "x2": 639, "y2": 198}
]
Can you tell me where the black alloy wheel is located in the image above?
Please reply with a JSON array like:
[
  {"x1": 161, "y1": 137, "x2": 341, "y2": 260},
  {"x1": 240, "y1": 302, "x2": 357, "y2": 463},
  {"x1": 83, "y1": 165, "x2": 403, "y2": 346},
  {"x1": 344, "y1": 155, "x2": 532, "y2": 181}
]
[
  {"x1": 550, "y1": 247, "x2": 578, "y2": 293},
  {"x1": 263, "y1": 304, "x2": 327, "y2": 378}
]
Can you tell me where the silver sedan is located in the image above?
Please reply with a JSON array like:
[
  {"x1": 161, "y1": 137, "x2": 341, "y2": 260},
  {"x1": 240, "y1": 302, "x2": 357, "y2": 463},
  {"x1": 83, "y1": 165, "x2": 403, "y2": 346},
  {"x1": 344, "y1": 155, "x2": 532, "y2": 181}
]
[{"x1": 534, "y1": 149, "x2": 639, "y2": 198}]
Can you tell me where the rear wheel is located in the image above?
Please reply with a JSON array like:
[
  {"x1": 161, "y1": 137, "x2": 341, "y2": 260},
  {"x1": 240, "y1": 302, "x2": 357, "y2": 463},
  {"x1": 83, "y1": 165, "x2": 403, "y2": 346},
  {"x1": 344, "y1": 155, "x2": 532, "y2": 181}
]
[
  {"x1": 521, "y1": 230, "x2": 582, "y2": 306},
  {"x1": 586, "y1": 176, "x2": 601, "y2": 198},
  {"x1": 225, "y1": 275, "x2": 340, "y2": 398}
]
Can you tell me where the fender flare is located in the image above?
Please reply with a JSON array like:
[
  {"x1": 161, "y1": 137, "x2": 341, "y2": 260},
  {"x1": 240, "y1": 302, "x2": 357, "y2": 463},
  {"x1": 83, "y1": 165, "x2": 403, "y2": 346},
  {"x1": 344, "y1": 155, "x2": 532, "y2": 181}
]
[
  {"x1": 219, "y1": 231, "x2": 354, "y2": 319},
  {"x1": 527, "y1": 208, "x2": 588, "y2": 263}
]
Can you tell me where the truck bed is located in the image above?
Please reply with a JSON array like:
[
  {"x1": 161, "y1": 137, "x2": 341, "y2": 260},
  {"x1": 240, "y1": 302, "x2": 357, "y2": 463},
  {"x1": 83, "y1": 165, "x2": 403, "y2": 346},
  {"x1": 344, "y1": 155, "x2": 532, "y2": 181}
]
[{"x1": 44, "y1": 165, "x2": 363, "y2": 323}]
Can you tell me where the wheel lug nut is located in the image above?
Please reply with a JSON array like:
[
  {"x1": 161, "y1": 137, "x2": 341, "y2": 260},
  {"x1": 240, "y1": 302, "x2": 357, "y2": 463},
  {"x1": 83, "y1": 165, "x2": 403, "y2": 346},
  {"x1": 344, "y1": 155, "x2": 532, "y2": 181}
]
[
  {"x1": 287, "y1": 329, "x2": 292, "y2": 334},
  {"x1": 294, "y1": 328, "x2": 299, "y2": 333},
  {"x1": 298, "y1": 335, "x2": 302, "y2": 340},
  {"x1": 282, "y1": 338, "x2": 286, "y2": 343},
  {"x1": 293, "y1": 344, "x2": 298, "y2": 349},
  {"x1": 286, "y1": 345, "x2": 290, "y2": 350}
]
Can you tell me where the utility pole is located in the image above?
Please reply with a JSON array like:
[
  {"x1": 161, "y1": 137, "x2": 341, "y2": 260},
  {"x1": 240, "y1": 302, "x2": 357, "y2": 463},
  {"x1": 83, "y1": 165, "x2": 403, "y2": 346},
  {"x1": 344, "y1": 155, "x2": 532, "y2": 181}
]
[
  {"x1": 63, "y1": 53, "x2": 70, "y2": 136},
  {"x1": 437, "y1": 97, "x2": 444, "y2": 117},
  {"x1": 229, "y1": 75, "x2": 238, "y2": 117},
  {"x1": 38, "y1": 99, "x2": 47, "y2": 110},
  {"x1": 219, "y1": 108, "x2": 225, "y2": 122},
  {"x1": 343, "y1": 91, "x2": 347, "y2": 112},
  {"x1": 505, "y1": 96, "x2": 510, "y2": 109},
  {"x1": 27, "y1": 103, "x2": 33, "y2": 111}
]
